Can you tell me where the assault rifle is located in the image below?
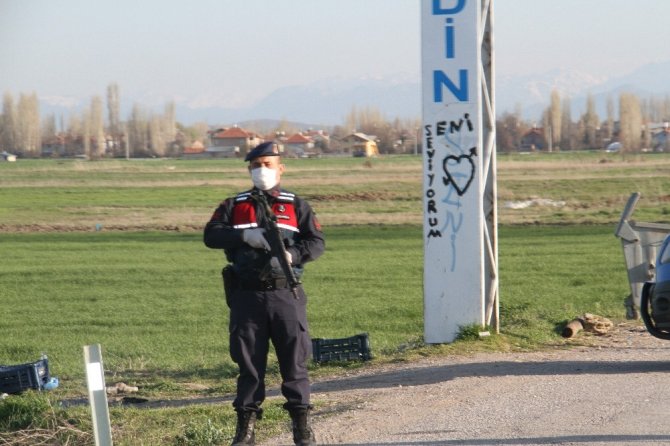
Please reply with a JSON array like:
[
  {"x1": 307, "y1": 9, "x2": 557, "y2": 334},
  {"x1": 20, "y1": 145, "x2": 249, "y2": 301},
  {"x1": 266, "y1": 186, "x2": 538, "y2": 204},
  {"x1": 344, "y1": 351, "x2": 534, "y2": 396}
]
[{"x1": 251, "y1": 190, "x2": 301, "y2": 299}]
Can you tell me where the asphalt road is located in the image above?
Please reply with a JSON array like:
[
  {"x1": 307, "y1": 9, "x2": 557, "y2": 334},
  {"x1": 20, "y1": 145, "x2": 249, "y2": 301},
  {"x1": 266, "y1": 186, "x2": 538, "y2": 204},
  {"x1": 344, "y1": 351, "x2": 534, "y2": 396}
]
[{"x1": 260, "y1": 323, "x2": 670, "y2": 446}]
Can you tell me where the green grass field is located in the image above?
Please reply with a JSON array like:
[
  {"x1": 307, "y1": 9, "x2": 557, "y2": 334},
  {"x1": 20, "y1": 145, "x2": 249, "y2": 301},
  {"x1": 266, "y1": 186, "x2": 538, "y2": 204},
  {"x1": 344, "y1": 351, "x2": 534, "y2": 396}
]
[
  {"x1": 2, "y1": 153, "x2": 670, "y2": 230},
  {"x1": 0, "y1": 153, "x2": 669, "y2": 445}
]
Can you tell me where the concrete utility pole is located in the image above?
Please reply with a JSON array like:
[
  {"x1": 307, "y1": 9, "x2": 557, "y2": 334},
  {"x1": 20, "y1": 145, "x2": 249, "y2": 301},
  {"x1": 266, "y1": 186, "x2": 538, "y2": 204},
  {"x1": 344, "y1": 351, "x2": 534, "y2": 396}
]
[{"x1": 421, "y1": 0, "x2": 498, "y2": 343}]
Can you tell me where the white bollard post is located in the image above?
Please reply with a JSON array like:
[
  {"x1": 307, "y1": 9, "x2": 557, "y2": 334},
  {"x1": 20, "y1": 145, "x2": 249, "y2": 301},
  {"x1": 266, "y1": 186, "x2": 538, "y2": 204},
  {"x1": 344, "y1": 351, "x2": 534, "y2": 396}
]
[{"x1": 83, "y1": 344, "x2": 113, "y2": 446}]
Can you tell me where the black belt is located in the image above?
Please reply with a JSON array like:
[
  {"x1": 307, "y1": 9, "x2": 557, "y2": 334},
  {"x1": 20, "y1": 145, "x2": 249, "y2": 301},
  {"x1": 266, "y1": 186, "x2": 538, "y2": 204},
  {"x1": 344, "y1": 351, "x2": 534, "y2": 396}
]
[{"x1": 238, "y1": 278, "x2": 289, "y2": 291}]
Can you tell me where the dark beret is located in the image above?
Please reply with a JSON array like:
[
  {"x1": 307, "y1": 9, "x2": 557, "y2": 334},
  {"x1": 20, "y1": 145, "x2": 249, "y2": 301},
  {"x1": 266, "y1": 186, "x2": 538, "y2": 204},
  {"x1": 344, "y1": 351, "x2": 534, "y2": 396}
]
[{"x1": 244, "y1": 141, "x2": 280, "y2": 162}]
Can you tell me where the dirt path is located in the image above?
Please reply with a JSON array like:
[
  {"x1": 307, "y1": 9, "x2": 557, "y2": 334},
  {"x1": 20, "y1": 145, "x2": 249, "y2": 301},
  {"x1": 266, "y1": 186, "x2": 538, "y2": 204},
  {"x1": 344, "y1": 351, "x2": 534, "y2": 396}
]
[{"x1": 260, "y1": 323, "x2": 670, "y2": 446}]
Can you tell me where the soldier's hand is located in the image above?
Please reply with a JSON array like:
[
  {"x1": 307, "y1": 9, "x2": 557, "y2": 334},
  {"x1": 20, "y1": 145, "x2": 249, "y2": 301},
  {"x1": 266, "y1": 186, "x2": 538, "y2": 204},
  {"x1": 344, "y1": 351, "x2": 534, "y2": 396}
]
[
  {"x1": 242, "y1": 228, "x2": 270, "y2": 250},
  {"x1": 270, "y1": 251, "x2": 292, "y2": 269}
]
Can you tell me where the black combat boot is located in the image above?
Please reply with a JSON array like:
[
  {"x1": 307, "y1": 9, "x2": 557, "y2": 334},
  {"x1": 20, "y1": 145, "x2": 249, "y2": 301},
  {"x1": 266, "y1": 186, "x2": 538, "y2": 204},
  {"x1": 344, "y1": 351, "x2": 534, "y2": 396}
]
[
  {"x1": 289, "y1": 408, "x2": 316, "y2": 446},
  {"x1": 231, "y1": 410, "x2": 256, "y2": 446}
]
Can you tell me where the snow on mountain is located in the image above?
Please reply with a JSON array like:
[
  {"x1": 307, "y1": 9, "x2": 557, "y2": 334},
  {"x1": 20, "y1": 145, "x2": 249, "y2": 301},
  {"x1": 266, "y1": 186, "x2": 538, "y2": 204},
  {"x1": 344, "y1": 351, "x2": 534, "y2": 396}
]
[
  {"x1": 174, "y1": 61, "x2": 669, "y2": 125},
  {"x1": 34, "y1": 60, "x2": 670, "y2": 127},
  {"x1": 169, "y1": 75, "x2": 421, "y2": 127},
  {"x1": 497, "y1": 61, "x2": 670, "y2": 121},
  {"x1": 247, "y1": 77, "x2": 421, "y2": 126},
  {"x1": 593, "y1": 60, "x2": 670, "y2": 96},
  {"x1": 496, "y1": 69, "x2": 607, "y2": 119}
]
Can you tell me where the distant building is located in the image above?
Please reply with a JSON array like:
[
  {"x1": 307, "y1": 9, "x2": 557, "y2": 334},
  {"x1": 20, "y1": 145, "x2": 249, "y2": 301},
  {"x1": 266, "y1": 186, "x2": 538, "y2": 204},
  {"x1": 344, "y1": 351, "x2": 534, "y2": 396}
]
[
  {"x1": 41, "y1": 134, "x2": 67, "y2": 157},
  {"x1": 209, "y1": 126, "x2": 261, "y2": 157},
  {"x1": 284, "y1": 133, "x2": 314, "y2": 157},
  {"x1": 519, "y1": 127, "x2": 547, "y2": 152},
  {"x1": 183, "y1": 138, "x2": 241, "y2": 159},
  {"x1": 304, "y1": 129, "x2": 330, "y2": 152},
  {"x1": 204, "y1": 145, "x2": 240, "y2": 158},
  {"x1": 341, "y1": 132, "x2": 379, "y2": 157},
  {"x1": 182, "y1": 140, "x2": 207, "y2": 158},
  {"x1": 263, "y1": 132, "x2": 288, "y2": 147}
]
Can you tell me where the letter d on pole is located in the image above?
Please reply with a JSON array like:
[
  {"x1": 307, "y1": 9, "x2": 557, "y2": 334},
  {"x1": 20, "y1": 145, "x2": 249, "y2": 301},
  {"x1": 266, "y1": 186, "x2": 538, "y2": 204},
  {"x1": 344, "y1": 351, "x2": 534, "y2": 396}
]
[{"x1": 84, "y1": 344, "x2": 113, "y2": 446}]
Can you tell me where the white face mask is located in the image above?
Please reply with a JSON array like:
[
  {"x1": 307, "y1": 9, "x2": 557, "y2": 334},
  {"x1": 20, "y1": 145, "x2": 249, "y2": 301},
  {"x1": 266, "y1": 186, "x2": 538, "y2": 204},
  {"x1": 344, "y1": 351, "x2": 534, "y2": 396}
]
[{"x1": 251, "y1": 166, "x2": 279, "y2": 190}]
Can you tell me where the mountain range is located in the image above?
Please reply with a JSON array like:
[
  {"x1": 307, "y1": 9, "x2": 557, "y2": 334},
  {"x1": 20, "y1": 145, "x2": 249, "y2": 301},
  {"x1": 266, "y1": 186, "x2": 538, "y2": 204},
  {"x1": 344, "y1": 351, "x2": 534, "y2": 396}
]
[
  {"x1": 497, "y1": 60, "x2": 670, "y2": 123},
  {"x1": 39, "y1": 60, "x2": 670, "y2": 129}
]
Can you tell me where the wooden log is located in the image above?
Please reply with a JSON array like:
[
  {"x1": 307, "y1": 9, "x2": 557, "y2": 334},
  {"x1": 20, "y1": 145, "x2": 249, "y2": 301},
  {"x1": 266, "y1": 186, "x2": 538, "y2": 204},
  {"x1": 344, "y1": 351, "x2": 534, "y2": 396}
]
[{"x1": 562, "y1": 319, "x2": 583, "y2": 338}]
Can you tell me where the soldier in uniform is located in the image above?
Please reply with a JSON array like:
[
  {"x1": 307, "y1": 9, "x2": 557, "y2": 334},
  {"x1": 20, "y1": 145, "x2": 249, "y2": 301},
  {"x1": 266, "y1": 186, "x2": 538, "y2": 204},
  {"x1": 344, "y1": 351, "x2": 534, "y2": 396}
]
[{"x1": 204, "y1": 141, "x2": 325, "y2": 446}]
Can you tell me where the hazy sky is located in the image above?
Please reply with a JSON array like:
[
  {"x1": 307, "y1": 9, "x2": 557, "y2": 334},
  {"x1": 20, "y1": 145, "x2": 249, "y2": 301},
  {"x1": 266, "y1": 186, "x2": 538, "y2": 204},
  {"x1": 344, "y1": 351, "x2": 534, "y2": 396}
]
[{"x1": 1, "y1": 0, "x2": 668, "y2": 108}]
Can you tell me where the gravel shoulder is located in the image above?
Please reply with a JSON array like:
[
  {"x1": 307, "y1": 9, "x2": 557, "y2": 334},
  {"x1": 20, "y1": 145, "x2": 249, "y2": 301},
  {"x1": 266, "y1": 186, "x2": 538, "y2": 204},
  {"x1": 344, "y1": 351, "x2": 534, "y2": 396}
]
[{"x1": 260, "y1": 322, "x2": 670, "y2": 446}]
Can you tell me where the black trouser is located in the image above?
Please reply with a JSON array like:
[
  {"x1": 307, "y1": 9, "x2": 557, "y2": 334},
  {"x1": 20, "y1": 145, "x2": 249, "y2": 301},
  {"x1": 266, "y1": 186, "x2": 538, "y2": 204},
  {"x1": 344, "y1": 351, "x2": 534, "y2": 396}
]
[{"x1": 229, "y1": 286, "x2": 312, "y2": 413}]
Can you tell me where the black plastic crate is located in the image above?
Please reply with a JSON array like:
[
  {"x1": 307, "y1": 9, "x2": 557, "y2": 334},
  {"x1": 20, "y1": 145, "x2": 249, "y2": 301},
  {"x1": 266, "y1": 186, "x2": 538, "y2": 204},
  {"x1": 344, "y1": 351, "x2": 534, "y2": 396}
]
[
  {"x1": 0, "y1": 356, "x2": 52, "y2": 394},
  {"x1": 312, "y1": 333, "x2": 371, "y2": 363}
]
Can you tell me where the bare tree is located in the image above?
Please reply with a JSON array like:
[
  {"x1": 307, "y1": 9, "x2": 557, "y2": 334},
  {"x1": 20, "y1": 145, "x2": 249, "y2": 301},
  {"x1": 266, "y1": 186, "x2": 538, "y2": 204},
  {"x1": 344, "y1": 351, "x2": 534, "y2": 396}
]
[
  {"x1": 560, "y1": 96, "x2": 573, "y2": 150},
  {"x1": 606, "y1": 95, "x2": 615, "y2": 142},
  {"x1": 344, "y1": 105, "x2": 359, "y2": 133},
  {"x1": 107, "y1": 83, "x2": 120, "y2": 155},
  {"x1": 128, "y1": 103, "x2": 148, "y2": 157},
  {"x1": 90, "y1": 96, "x2": 105, "y2": 158},
  {"x1": 645, "y1": 97, "x2": 657, "y2": 123},
  {"x1": 663, "y1": 95, "x2": 670, "y2": 122},
  {"x1": 66, "y1": 114, "x2": 83, "y2": 156},
  {"x1": 1, "y1": 92, "x2": 18, "y2": 151},
  {"x1": 163, "y1": 101, "x2": 177, "y2": 155},
  {"x1": 17, "y1": 92, "x2": 41, "y2": 156},
  {"x1": 184, "y1": 121, "x2": 210, "y2": 146},
  {"x1": 82, "y1": 107, "x2": 91, "y2": 158},
  {"x1": 345, "y1": 105, "x2": 386, "y2": 134},
  {"x1": 41, "y1": 113, "x2": 57, "y2": 145},
  {"x1": 496, "y1": 111, "x2": 527, "y2": 153},
  {"x1": 581, "y1": 93, "x2": 600, "y2": 149},
  {"x1": 164, "y1": 101, "x2": 176, "y2": 137},
  {"x1": 548, "y1": 89, "x2": 562, "y2": 150},
  {"x1": 619, "y1": 92, "x2": 642, "y2": 152},
  {"x1": 149, "y1": 114, "x2": 165, "y2": 157}
]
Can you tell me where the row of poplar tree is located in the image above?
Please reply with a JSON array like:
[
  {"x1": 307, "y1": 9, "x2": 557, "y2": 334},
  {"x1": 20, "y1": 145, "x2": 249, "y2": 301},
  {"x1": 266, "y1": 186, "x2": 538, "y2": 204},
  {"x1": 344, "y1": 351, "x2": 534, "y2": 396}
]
[
  {"x1": 0, "y1": 83, "x2": 424, "y2": 158},
  {"x1": 0, "y1": 83, "x2": 181, "y2": 158},
  {"x1": 2, "y1": 82, "x2": 668, "y2": 157},
  {"x1": 496, "y1": 90, "x2": 670, "y2": 153}
]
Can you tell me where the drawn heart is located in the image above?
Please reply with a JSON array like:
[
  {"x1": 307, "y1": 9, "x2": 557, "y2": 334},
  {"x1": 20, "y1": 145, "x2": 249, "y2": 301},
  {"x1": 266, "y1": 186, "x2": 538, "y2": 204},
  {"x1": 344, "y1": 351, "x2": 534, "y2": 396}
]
[{"x1": 443, "y1": 154, "x2": 475, "y2": 196}]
